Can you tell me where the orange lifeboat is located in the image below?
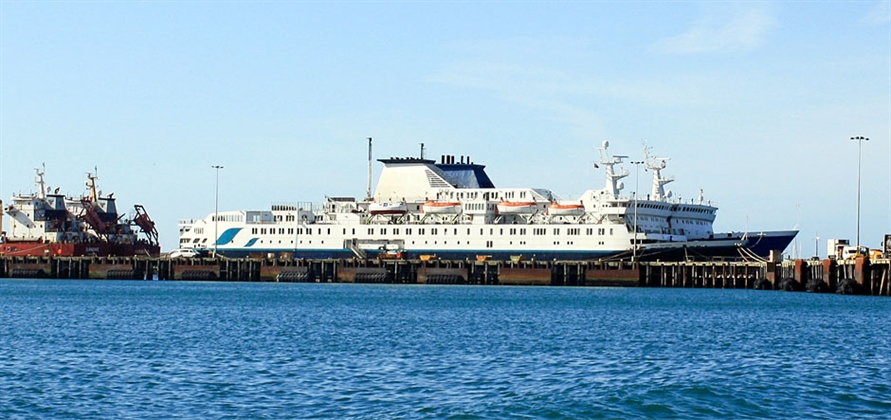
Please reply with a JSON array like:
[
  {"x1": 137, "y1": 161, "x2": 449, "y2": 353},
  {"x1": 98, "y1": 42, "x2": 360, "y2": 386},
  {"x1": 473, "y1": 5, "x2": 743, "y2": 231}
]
[
  {"x1": 422, "y1": 201, "x2": 461, "y2": 214},
  {"x1": 496, "y1": 201, "x2": 537, "y2": 214},
  {"x1": 548, "y1": 202, "x2": 585, "y2": 216}
]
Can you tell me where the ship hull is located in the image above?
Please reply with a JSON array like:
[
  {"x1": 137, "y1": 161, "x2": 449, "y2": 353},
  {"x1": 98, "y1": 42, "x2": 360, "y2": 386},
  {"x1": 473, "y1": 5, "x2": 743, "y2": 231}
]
[
  {"x1": 0, "y1": 241, "x2": 160, "y2": 257},
  {"x1": 637, "y1": 230, "x2": 798, "y2": 261},
  {"x1": 208, "y1": 230, "x2": 797, "y2": 262}
]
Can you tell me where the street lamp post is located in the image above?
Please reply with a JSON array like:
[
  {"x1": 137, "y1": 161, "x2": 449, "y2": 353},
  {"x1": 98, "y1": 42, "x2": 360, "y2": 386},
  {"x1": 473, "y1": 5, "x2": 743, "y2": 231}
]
[
  {"x1": 631, "y1": 160, "x2": 644, "y2": 264},
  {"x1": 212, "y1": 165, "x2": 224, "y2": 257},
  {"x1": 851, "y1": 136, "x2": 868, "y2": 249},
  {"x1": 814, "y1": 233, "x2": 820, "y2": 259}
]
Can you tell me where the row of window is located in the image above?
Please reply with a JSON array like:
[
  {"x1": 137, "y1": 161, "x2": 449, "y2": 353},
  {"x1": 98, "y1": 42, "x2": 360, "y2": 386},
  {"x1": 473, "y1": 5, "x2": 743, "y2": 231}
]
[
  {"x1": 436, "y1": 190, "x2": 529, "y2": 201},
  {"x1": 252, "y1": 227, "x2": 296, "y2": 235},
  {"x1": 248, "y1": 226, "x2": 616, "y2": 237},
  {"x1": 632, "y1": 216, "x2": 708, "y2": 226},
  {"x1": 248, "y1": 239, "x2": 579, "y2": 247}
]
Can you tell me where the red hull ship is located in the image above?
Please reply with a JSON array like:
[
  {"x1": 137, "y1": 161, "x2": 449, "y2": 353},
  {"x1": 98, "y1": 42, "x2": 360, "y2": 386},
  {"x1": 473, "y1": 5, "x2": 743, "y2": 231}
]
[{"x1": 1, "y1": 168, "x2": 160, "y2": 257}]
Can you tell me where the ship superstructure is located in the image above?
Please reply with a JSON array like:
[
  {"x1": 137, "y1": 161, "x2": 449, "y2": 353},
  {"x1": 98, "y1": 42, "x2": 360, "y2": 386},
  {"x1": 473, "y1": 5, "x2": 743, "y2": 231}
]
[
  {"x1": 178, "y1": 142, "x2": 796, "y2": 261},
  {"x1": 0, "y1": 167, "x2": 160, "y2": 257}
]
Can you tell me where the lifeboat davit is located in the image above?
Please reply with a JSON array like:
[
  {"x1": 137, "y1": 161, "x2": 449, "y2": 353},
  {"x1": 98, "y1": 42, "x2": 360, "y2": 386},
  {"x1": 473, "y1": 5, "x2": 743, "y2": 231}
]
[
  {"x1": 548, "y1": 202, "x2": 585, "y2": 216},
  {"x1": 422, "y1": 201, "x2": 461, "y2": 214},
  {"x1": 368, "y1": 201, "x2": 407, "y2": 215},
  {"x1": 496, "y1": 201, "x2": 537, "y2": 214}
]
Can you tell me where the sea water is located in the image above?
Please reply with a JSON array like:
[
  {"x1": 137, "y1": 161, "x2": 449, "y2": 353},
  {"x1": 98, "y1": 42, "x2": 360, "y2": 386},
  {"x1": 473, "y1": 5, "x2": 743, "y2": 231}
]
[{"x1": 1, "y1": 279, "x2": 889, "y2": 419}]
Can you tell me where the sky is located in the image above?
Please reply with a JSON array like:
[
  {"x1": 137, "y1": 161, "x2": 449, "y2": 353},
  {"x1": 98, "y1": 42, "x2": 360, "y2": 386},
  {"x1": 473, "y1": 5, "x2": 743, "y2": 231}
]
[{"x1": 1, "y1": 1, "x2": 889, "y2": 256}]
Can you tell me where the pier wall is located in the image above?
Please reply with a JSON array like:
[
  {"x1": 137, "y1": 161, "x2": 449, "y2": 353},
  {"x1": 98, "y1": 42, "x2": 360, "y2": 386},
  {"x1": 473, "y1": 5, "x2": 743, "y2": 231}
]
[{"x1": 1, "y1": 256, "x2": 889, "y2": 296}]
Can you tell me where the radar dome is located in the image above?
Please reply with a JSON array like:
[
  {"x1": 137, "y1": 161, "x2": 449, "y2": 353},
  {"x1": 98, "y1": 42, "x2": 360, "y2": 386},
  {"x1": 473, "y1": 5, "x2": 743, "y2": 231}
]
[{"x1": 602, "y1": 140, "x2": 610, "y2": 149}]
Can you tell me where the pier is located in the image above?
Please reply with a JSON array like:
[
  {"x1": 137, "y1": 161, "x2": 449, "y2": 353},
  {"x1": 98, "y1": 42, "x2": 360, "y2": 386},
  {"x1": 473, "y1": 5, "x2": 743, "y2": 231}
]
[{"x1": 1, "y1": 255, "x2": 889, "y2": 296}]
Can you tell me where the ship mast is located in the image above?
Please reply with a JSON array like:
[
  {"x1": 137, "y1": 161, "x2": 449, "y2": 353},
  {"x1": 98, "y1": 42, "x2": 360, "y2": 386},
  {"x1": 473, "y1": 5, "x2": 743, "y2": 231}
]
[
  {"x1": 34, "y1": 164, "x2": 47, "y2": 200},
  {"x1": 86, "y1": 171, "x2": 99, "y2": 203},
  {"x1": 598, "y1": 141, "x2": 628, "y2": 199},
  {"x1": 643, "y1": 146, "x2": 674, "y2": 201}
]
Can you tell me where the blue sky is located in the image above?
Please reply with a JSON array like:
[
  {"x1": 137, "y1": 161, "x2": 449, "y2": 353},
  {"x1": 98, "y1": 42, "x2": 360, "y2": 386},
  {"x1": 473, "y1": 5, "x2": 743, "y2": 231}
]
[{"x1": 1, "y1": 1, "x2": 889, "y2": 256}]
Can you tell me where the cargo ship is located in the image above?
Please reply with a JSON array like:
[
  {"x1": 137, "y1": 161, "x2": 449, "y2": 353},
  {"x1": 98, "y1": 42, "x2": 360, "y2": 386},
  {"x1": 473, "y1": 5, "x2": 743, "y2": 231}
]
[
  {"x1": 0, "y1": 167, "x2": 160, "y2": 257},
  {"x1": 178, "y1": 141, "x2": 797, "y2": 261}
]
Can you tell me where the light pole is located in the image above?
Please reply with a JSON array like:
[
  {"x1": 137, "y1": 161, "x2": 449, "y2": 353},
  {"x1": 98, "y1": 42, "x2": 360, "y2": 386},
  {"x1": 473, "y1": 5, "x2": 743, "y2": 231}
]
[
  {"x1": 631, "y1": 160, "x2": 644, "y2": 263},
  {"x1": 814, "y1": 233, "x2": 820, "y2": 259},
  {"x1": 212, "y1": 165, "x2": 224, "y2": 257},
  {"x1": 851, "y1": 136, "x2": 868, "y2": 249}
]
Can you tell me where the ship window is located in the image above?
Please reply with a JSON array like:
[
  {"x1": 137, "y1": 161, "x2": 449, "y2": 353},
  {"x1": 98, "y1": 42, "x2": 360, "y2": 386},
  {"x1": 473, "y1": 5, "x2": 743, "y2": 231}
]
[
  {"x1": 369, "y1": 228, "x2": 374, "y2": 235},
  {"x1": 553, "y1": 228, "x2": 560, "y2": 235},
  {"x1": 381, "y1": 228, "x2": 387, "y2": 235}
]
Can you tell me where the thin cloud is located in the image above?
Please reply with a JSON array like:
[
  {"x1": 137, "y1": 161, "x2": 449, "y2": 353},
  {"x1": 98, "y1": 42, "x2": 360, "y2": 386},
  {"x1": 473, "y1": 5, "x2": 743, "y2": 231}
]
[
  {"x1": 861, "y1": 0, "x2": 891, "y2": 26},
  {"x1": 651, "y1": 6, "x2": 777, "y2": 54}
]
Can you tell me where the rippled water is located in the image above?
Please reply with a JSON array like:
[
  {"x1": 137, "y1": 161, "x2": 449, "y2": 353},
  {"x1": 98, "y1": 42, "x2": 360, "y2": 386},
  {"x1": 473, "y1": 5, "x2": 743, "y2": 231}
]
[{"x1": 2, "y1": 280, "x2": 890, "y2": 418}]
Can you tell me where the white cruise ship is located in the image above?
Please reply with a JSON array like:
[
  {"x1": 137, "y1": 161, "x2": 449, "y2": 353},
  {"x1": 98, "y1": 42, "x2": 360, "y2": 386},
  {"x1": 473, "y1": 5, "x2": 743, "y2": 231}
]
[{"x1": 177, "y1": 141, "x2": 796, "y2": 261}]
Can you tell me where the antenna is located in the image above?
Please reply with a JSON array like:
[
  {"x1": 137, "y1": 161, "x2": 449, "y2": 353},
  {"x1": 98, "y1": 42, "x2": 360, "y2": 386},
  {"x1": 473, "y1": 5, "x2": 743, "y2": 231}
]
[
  {"x1": 420, "y1": 143, "x2": 425, "y2": 159},
  {"x1": 366, "y1": 137, "x2": 373, "y2": 200}
]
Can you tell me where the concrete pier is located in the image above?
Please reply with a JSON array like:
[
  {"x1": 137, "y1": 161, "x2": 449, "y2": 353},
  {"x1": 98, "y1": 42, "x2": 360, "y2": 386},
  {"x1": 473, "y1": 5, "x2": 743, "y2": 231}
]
[{"x1": 1, "y1": 255, "x2": 889, "y2": 296}]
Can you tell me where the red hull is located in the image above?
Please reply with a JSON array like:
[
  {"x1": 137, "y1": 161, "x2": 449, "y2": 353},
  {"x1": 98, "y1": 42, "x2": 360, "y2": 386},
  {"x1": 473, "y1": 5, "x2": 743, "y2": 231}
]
[{"x1": 0, "y1": 241, "x2": 159, "y2": 257}]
